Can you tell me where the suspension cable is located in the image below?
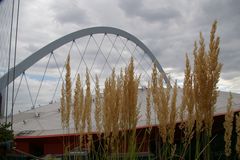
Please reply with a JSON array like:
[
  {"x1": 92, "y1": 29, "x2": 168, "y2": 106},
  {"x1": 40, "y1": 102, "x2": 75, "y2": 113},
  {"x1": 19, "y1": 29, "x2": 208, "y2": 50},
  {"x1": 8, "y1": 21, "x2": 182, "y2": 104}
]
[
  {"x1": 23, "y1": 72, "x2": 34, "y2": 108},
  {"x1": 51, "y1": 53, "x2": 64, "y2": 102},
  {"x1": 74, "y1": 36, "x2": 96, "y2": 84},
  {"x1": 98, "y1": 34, "x2": 117, "y2": 79},
  {"x1": 11, "y1": 0, "x2": 20, "y2": 129},
  {"x1": 89, "y1": 34, "x2": 106, "y2": 74},
  {"x1": 92, "y1": 35, "x2": 113, "y2": 72},
  {"x1": 33, "y1": 53, "x2": 52, "y2": 107},
  {"x1": 51, "y1": 41, "x2": 74, "y2": 102},
  {"x1": 13, "y1": 73, "x2": 23, "y2": 104},
  {"x1": 5, "y1": 0, "x2": 15, "y2": 123},
  {"x1": 113, "y1": 36, "x2": 129, "y2": 68},
  {"x1": 119, "y1": 37, "x2": 152, "y2": 81},
  {"x1": 72, "y1": 35, "x2": 91, "y2": 82}
]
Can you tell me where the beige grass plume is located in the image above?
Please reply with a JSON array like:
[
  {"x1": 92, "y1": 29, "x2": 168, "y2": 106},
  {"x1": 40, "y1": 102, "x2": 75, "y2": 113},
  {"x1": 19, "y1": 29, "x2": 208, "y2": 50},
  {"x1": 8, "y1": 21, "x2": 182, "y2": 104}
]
[
  {"x1": 224, "y1": 93, "x2": 233, "y2": 157},
  {"x1": 94, "y1": 75, "x2": 102, "y2": 135},
  {"x1": 169, "y1": 80, "x2": 178, "y2": 144},
  {"x1": 73, "y1": 74, "x2": 82, "y2": 132},
  {"x1": 65, "y1": 54, "x2": 72, "y2": 129},
  {"x1": 236, "y1": 112, "x2": 240, "y2": 159}
]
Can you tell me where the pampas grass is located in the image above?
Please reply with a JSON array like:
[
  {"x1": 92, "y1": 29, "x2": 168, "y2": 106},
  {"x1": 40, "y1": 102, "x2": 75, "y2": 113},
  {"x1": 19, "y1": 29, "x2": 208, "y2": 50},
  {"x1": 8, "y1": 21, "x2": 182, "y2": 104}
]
[{"x1": 57, "y1": 21, "x2": 236, "y2": 160}]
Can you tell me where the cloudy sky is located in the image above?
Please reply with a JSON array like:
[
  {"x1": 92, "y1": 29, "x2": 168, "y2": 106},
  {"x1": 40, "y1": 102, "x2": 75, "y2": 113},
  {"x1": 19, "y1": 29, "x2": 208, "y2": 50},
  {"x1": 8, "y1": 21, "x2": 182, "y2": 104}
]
[
  {"x1": 1, "y1": 0, "x2": 240, "y2": 113},
  {"x1": 16, "y1": 0, "x2": 240, "y2": 92}
]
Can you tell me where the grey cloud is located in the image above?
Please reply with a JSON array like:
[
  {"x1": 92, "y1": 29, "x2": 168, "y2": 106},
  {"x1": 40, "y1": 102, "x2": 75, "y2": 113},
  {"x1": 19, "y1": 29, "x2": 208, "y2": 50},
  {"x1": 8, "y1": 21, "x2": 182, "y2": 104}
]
[
  {"x1": 202, "y1": 0, "x2": 240, "y2": 20},
  {"x1": 196, "y1": 0, "x2": 240, "y2": 78},
  {"x1": 118, "y1": 0, "x2": 181, "y2": 23},
  {"x1": 51, "y1": 1, "x2": 90, "y2": 25}
]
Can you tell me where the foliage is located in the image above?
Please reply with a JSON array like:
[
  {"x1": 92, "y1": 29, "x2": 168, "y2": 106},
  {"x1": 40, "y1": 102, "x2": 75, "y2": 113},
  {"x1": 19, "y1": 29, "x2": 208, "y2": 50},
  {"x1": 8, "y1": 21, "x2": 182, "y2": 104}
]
[{"x1": 0, "y1": 122, "x2": 14, "y2": 142}]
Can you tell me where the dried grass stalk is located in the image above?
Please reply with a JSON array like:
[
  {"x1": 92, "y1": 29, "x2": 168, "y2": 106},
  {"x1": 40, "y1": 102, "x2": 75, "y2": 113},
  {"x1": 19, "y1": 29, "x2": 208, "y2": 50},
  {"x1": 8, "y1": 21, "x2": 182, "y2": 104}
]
[
  {"x1": 60, "y1": 83, "x2": 66, "y2": 128},
  {"x1": 236, "y1": 113, "x2": 240, "y2": 158},
  {"x1": 65, "y1": 54, "x2": 72, "y2": 129},
  {"x1": 146, "y1": 81, "x2": 151, "y2": 127},
  {"x1": 94, "y1": 75, "x2": 102, "y2": 135},
  {"x1": 224, "y1": 93, "x2": 233, "y2": 157},
  {"x1": 85, "y1": 68, "x2": 92, "y2": 132},
  {"x1": 181, "y1": 53, "x2": 195, "y2": 147},
  {"x1": 169, "y1": 80, "x2": 177, "y2": 144},
  {"x1": 193, "y1": 21, "x2": 222, "y2": 136},
  {"x1": 73, "y1": 74, "x2": 82, "y2": 132}
]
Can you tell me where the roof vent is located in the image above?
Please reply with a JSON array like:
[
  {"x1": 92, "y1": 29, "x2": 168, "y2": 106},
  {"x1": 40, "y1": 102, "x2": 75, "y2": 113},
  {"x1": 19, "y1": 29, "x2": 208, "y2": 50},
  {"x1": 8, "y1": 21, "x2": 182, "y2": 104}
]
[
  {"x1": 35, "y1": 112, "x2": 40, "y2": 117},
  {"x1": 23, "y1": 120, "x2": 26, "y2": 124}
]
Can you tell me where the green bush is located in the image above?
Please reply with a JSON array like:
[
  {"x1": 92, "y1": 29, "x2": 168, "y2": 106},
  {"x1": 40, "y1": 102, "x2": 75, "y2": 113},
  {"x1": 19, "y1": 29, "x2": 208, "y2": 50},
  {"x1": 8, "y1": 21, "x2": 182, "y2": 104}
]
[{"x1": 0, "y1": 122, "x2": 14, "y2": 142}]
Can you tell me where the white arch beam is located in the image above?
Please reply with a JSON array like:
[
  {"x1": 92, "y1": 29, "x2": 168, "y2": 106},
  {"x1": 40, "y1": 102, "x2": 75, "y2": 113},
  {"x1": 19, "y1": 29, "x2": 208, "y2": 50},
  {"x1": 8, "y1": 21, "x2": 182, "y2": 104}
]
[{"x1": 0, "y1": 26, "x2": 169, "y2": 91}]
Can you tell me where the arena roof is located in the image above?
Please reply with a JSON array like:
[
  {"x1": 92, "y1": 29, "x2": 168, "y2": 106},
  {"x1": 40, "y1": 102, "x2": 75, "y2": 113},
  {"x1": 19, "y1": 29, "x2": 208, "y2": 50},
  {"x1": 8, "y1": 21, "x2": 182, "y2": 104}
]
[{"x1": 1, "y1": 88, "x2": 240, "y2": 137}]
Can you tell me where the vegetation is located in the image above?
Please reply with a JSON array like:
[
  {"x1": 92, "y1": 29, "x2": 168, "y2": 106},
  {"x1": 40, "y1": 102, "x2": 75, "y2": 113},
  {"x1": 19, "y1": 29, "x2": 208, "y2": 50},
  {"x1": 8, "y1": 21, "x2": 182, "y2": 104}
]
[
  {"x1": 0, "y1": 122, "x2": 13, "y2": 143},
  {"x1": 59, "y1": 21, "x2": 240, "y2": 159}
]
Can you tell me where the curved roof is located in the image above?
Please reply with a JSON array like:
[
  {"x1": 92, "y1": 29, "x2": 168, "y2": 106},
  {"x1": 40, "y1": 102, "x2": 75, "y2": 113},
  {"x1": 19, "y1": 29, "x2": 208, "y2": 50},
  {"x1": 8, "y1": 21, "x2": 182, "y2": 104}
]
[{"x1": 1, "y1": 88, "x2": 239, "y2": 137}]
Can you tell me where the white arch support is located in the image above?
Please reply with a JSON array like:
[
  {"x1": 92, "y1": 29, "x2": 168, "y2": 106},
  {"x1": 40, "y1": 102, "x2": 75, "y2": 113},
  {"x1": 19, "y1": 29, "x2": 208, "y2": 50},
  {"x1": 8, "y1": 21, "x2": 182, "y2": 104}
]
[{"x1": 0, "y1": 26, "x2": 169, "y2": 91}]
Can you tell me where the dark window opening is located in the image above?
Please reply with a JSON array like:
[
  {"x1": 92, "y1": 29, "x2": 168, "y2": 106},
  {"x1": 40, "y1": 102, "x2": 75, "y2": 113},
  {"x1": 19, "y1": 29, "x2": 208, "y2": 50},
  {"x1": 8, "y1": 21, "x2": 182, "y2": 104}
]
[{"x1": 29, "y1": 143, "x2": 44, "y2": 157}]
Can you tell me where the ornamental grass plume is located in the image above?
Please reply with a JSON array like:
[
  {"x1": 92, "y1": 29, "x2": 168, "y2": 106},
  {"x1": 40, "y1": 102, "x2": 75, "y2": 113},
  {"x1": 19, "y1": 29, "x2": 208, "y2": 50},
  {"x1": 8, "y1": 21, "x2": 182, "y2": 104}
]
[
  {"x1": 84, "y1": 68, "x2": 92, "y2": 150},
  {"x1": 181, "y1": 53, "x2": 195, "y2": 148},
  {"x1": 110, "y1": 69, "x2": 119, "y2": 138},
  {"x1": 157, "y1": 75, "x2": 171, "y2": 144},
  {"x1": 169, "y1": 80, "x2": 177, "y2": 145},
  {"x1": 146, "y1": 81, "x2": 151, "y2": 127},
  {"x1": 113, "y1": 72, "x2": 122, "y2": 138},
  {"x1": 194, "y1": 32, "x2": 206, "y2": 135},
  {"x1": 193, "y1": 21, "x2": 222, "y2": 159},
  {"x1": 65, "y1": 54, "x2": 72, "y2": 129},
  {"x1": 194, "y1": 21, "x2": 222, "y2": 135},
  {"x1": 180, "y1": 53, "x2": 195, "y2": 126},
  {"x1": 60, "y1": 83, "x2": 66, "y2": 129},
  {"x1": 60, "y1": 55, "x2": 72, "y2": 130},
  {"x1": 122, "y1": 57, "x2": 140, "y2": 130},
  {"x1": 151, "y1": 63, "x2": 159, "y2": 114},
  {"x1": 85, "y1": 68, "x2": 92, "y2": 132},
  {"x1": 102, "y1": 69, "x2": 121, "y2": 153},
  {"x1": 151, "y1": 63, "x2": 171, "y2": 144},
  {"x1": 123, "y1": 57, "x2": 139, "y2": 157},
  {"x1": 73, "y1": 74, "x2": 82, "y2": 132},
  {"x1": 103, "y1": 69, "x2": 120, "y2": 137},
  {"x1": 205, "y1": 20, "x2": 222, "y2": 135},
  {"x1": 103, "y1": 77, "x2": 111, "y2": 137},
  {"x1": 119, "y1": 69, "x2": 126, "y2": 130},
  {"x1": 224, "y1": 92, "x2": 233, "y2": 157},
  {"x1": 94, "y1": 75, "x2": 102, "y2": 135},
  {"x1": 236, "y1": 112, "x2": 240, "y2": 159},
  {"x1": 160, "y1": 75, "x2": 171, "y2": 144}
]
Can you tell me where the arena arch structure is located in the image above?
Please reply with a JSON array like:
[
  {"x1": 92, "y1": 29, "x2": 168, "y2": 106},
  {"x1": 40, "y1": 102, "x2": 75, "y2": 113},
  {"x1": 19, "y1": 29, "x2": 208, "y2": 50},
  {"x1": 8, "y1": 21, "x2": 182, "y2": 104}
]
[{"x1": 0, "y1": 26, "x2": 170, "y2": 117}]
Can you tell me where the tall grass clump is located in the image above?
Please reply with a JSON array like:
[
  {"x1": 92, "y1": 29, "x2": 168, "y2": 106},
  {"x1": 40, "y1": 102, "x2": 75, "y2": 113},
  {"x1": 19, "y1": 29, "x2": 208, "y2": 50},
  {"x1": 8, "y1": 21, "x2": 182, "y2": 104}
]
[
  {"x1": 177, "y1": 21, "x2": 222, "y2": 160},
  {"x1": 60, "y1": 54, "x2": 72, "y2": 158},
  {"x1": 191, "y1": 20, "x2": 222, "y2": 160},
  {"x1": 150, "y1": 63, "x2": 178, "y2": 159},
  {"x1": 57, "y1": 21, "x2": 240, "y2": 160}
]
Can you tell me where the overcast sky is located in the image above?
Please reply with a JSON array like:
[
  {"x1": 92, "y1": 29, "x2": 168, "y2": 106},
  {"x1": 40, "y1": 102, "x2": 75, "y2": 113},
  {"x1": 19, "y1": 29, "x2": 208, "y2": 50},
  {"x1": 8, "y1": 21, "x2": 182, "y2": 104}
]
[
  {"x1": 17, "y1": 0, "x2": 240, "y2": 93},
  {"x1": 1, "y1": 0, "x2": 240, "y2": 96}
]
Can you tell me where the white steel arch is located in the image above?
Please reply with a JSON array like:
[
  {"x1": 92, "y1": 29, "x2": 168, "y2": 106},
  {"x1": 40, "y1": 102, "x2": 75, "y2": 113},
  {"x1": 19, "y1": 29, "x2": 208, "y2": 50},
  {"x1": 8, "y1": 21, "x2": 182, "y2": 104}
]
[{"x1": 0, "y1": 26, "x2": 169, "y2": 91}]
